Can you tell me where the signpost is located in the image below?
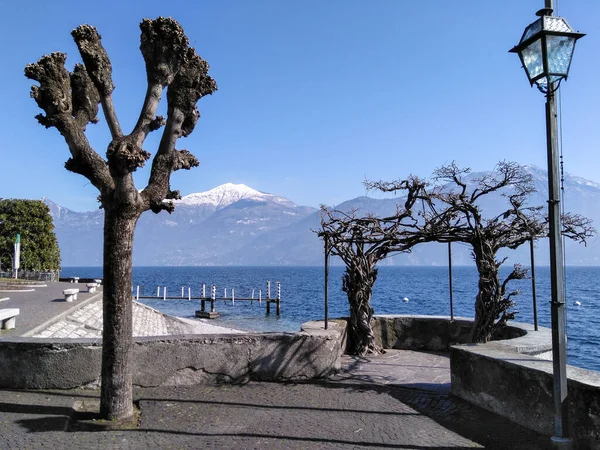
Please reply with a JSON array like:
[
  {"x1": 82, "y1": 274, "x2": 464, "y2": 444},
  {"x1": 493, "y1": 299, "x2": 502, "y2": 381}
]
[{"x1": 13, "y1": 234, "x2": 20, "y2": 279}]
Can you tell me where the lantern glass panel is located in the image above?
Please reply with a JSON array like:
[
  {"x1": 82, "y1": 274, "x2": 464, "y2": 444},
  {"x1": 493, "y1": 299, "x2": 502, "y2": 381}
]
[
  {"x1": 521, "y1": 38, "x2": 544, "y2": 81},
  {"x1": 535, "y1": 75, "x2": 562, "y2": 92},
  {"x1": 546, "y1": 35, "x2": 576, "y2": 76},
  {"x1": 545, "y1": 16, "x2": 572, "y2": 33},
  {"x1": 522, "y1": 18, "x2": 542, "y2": 41}
]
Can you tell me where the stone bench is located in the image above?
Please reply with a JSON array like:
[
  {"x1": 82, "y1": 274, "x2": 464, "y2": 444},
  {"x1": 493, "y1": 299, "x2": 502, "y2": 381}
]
[
  {"x1": 94, "y1": 279, "x2": 102, "y2": 285},
  {"x1": 69, "y1": 277, "x2": 79, "y2": 283},
  {"x1": 86, "y1": 283, "x2": 98, "y2": 293},
  {"x1": 0, "y1": 308, "x2": 19, "y2": 330},
  {"x1": 63, "y1": 288, "x2": 79, "y2": 302}
]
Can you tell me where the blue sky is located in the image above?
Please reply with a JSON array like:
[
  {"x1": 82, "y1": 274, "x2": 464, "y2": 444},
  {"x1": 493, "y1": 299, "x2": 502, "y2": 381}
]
[{"x1": 1, "y1": 1, "x2": 598, "y2": 211}]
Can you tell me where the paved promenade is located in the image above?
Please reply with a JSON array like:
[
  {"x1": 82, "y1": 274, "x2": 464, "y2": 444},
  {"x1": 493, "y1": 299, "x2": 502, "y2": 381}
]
[
  {"x1": 0, "y1": 281, "x2": 242, "y2": 339},
  {"x1": 0, "y1": 282, "x2": 551, "y2": 449}
]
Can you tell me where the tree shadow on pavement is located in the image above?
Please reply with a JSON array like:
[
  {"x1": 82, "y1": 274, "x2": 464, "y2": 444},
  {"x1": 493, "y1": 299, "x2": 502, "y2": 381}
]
[{"x1": 317, "y1": 379, "x2": 550, "y2": 450}]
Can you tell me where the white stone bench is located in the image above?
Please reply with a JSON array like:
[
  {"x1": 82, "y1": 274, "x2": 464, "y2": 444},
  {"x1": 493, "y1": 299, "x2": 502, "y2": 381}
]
[
  {"x1": 69, "y1": 277, "x2": 79, "y2": 283},
  {"x1": 86, "y1": 283, "x2": 98, "y2": 293},
  {"x1": 0, "y1": 308, "x2": 19, "y2": 330},
  {"x1": 63, "y1": 288, "x2": 79, "y2": 302},
  {"x1": 94, "y1": 279, "x2": 102, "y2": 285}
]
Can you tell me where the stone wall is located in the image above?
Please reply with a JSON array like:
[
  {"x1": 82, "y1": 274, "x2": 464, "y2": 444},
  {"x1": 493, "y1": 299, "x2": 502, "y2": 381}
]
[
  {"x1": 370, "y1": 314, "x2": 524, "y2": 351},
  {"x1": 450, "y1": 333, "x2": 600, "y2": 449},
  {"x1": 0, "y1": 320, "x2": 346, "y2": 389}
]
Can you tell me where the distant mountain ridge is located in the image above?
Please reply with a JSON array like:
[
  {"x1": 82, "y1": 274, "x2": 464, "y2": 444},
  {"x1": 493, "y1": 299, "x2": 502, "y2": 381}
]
[{"x1": 45, "y1": 167, "x2": 600, "y2": 266}]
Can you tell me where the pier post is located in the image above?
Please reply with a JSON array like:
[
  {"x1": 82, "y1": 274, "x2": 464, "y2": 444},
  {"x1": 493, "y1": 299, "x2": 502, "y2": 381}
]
[
  {"x1": 211, "y1": 285, "x2": 216, "y2": 312},
  {"x1": 163, "y1": 287, "x2": 166, "y2": 300},
  {"x1": 157, "y1": 286, "x2": 160, "y2": 297},
  {"x1": 196, "y1": 284, "x2": 220, "y2": 319},
  {"x1": 136, "y1": 286, "x2": 139, "y2": 301},
  {"x1": 276, "y1": 282, "x2": 281, "y2": 315},
  {"x1": 266, "y1": 281, "x2": 271, "y2": 315},
  {"x1": 232, "y1": 288, "x2": 235, "y2": 305},
  {"x1": 188, "y1": 287, "x2": 191, "y2": 300},
  {"x1": 259, "y1": 290, "x2": 262, "y2": 305}
]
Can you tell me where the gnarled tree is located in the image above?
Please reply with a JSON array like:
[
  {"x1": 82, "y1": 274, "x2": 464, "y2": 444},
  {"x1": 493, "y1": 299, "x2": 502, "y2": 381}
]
[
  {"x1": 367, "y1": 161, "x2": 594, "y2": 343},
  {"x1": 25, "y1": 18, "x2": 216, "y2": 420},
  {"x1": 319, "y1": 177, "x2": 424, "y2": 355}
]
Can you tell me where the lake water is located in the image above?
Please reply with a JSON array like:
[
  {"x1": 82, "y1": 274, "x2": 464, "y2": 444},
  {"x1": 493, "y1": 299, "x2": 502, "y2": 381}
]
[{"x1": 62, "y1": 265, "x2": 600, "y2": 373}]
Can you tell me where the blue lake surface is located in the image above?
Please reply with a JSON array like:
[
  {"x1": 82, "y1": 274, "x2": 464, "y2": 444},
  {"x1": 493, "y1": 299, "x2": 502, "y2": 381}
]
[{"x1": 62, "y1": 265, "x2": 600, "y2": 373}]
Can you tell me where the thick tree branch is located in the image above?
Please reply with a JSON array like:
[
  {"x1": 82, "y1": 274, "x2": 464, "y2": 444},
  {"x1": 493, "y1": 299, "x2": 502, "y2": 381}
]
[
  {"x1": 25, "y1": 52, "x2": 113, "y2": 193},
  {"x1": 70, "y1": 64, "x2": 100, "y2": 126},
  {"x1": 130, "y1": 18, "x2": 190, "y2": 147},
  {"x1": 72, "y1": 25, "x2": 122, "y2": 138},
  {"x1": 142, "y1": 45, "x2": 216, "y2": 212}
]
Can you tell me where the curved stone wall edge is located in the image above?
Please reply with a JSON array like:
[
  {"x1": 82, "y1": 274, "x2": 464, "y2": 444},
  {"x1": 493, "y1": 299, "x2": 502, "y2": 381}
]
[{"x1": 449, "y1": 323, "x2": 600, "y2": 447}]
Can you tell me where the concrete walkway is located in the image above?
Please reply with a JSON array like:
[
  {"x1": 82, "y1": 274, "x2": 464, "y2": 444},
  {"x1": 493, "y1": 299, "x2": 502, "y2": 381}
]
[{"x1": 0, "y1": 283, "x2": 551, "y2": 449}]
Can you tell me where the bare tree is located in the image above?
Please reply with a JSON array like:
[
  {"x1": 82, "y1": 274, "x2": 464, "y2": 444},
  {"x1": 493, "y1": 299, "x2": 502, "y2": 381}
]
[
  {"x1": 319, "y1": 178, "x2": 424, "y2": 355},
  {"x1": 25, "y1": 18, "x2": 216, "y2": 420},
  {"x1": 368, "y1": 161, "x2": 594, "y2": 343}
]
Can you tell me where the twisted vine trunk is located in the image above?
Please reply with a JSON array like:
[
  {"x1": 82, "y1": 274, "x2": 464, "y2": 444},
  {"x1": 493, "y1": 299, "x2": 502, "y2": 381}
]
[
  {"x1": 100, "y1": 207, "x2": 140, "y2": 420},
  {"x1": 342, "y1": 265, "x2": 379, "y2": 355},
  {"x1": 471, "y1": 242, "x2": 505, "y2": 343}
]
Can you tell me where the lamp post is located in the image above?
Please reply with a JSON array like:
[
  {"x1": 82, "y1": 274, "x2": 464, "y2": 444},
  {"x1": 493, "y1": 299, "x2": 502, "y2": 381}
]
[{"x1": 510, "y1": 2, "x2": 584, "y2": 448}]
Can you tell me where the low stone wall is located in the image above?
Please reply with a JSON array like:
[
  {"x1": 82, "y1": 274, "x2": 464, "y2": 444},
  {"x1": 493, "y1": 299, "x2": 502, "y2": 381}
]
[
  {"x1": 0, "y1": 320, "x2": 346, "y2": 389},
  {"x1": 370, "y1": 314, "x2": 524, "y2": 351},
  {"x1": 450, "y1": 324, "x2": 600, "y2": 449}
]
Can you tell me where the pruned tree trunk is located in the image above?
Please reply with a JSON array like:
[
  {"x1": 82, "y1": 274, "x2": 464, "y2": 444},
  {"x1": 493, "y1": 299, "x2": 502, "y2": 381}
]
[
  {"x1": 100, "y1": 208, "x2": 139, "y2": 420},
  {"x1": 342, "y1": 265, "x2": 380, "y2": 355},
  {"x1": 26, "y1": 17, "x2": 217, "y2": 421}
]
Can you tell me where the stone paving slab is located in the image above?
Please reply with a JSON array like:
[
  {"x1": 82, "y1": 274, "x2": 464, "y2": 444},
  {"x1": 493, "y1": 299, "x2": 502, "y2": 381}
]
[
  {"x1": 136, "y1": 383, "x2": 483, "y2": 449},
  {"x1": 335, "y1": 350, "x2": 452, "y2": 392}
]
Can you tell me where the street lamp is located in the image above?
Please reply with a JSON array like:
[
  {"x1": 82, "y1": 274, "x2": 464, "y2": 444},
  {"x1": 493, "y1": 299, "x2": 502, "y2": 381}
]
[
  {"x1": 510, "y1": 2, "x2": 584, "y2": 449},
  {"x1": 510, "y1": 6, "x2": 584, "y2": 93}
]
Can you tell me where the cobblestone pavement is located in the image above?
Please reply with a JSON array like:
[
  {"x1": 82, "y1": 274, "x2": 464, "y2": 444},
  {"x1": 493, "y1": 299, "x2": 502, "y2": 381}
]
[
  {"x1": 31, "y1": 299, "x2": 243, "y2": 338},
  {"x1": 0, "y1": 350, "x2": 550, "y2": 450}
]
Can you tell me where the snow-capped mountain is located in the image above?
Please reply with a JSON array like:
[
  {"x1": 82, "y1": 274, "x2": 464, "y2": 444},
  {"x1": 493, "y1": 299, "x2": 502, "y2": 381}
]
[
  {"x1": 175, "y1": 183, "x2": 296, "y2": 209},
  {"x1": 45, "y1": 170, "x2": 600, "y2": 266}
]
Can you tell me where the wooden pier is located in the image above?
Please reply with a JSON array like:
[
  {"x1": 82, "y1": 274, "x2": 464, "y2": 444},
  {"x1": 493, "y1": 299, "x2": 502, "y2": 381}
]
[{"x1": 134, "y1": 281, "x2": 281, "y2": 319}]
